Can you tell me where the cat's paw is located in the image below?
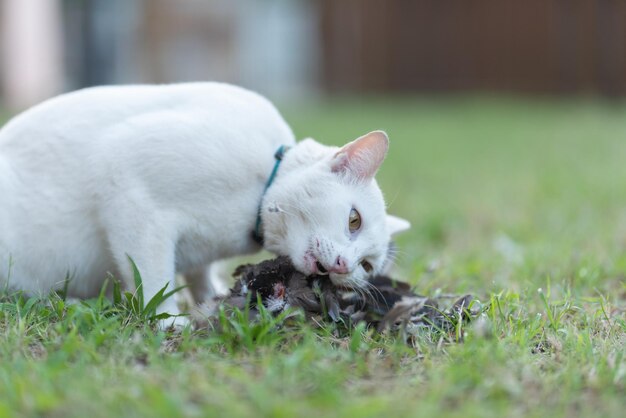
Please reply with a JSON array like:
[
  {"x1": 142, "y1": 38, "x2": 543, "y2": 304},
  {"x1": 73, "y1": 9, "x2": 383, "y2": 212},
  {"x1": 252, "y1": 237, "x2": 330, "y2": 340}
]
[{"x1": 157, "y1": 315, "x2": 191, "y2": 331}]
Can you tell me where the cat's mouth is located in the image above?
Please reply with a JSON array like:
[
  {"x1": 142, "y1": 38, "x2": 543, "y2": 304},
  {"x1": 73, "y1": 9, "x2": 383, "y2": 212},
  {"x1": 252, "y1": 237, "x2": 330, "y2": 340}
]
[
  {"x1": 304, "y1": 251, "x2": 350, "y2": 279},
  {"x1": 315, "y1": 261, "x2": 329, "y2": 275},
  {"x1": 303, "y1": 251, "x2": 327, "y2": 276}
]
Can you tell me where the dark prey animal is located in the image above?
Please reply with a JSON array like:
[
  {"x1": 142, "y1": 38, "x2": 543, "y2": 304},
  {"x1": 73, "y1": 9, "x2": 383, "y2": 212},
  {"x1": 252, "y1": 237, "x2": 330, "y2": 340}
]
[{"x1": 202, "y1": 257, "x2": 475, "y2": 334}]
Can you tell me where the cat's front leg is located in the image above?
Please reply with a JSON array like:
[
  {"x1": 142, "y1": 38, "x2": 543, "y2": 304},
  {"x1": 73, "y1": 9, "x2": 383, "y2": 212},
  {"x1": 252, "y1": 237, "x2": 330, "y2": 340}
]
[
  {"x1": 135, "y1": 257, "x2": 189, "y2": 329},
  {"x1": 105, "y1": 211, "x2": 188, "y2": 329},
  {"x1": 123, "y1": 247, "x2": 187, "y2": 329}
]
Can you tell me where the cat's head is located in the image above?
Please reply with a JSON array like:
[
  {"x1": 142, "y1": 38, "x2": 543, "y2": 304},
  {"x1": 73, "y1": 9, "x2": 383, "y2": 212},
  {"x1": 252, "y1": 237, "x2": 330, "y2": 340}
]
[{"x1": 262, "y1": 131, "x2": 410, "y2": 289}]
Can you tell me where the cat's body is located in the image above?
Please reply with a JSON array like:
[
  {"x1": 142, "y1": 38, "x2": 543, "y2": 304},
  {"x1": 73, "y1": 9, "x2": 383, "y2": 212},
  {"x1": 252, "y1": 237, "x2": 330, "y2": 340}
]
[{"x1": 0, "y1": 82, "x2": 408, "y2": 326}]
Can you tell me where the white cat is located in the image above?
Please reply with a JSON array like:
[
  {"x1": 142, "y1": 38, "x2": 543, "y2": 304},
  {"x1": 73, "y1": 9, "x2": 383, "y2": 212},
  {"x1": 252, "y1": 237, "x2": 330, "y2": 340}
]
[{"x1": 0, "y1": 82, "x2": 410, "y2": 326}]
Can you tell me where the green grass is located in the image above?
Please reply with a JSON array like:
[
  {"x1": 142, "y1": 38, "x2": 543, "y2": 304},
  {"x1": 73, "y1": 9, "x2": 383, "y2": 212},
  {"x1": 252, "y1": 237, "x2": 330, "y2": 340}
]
[{"x1": 2, "y1": 96, "x2": 626, "y2": 417}]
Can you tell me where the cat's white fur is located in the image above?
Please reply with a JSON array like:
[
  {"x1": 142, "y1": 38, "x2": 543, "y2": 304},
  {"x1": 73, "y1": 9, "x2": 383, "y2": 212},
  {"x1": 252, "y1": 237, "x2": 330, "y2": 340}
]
[{"x1": 0, "y1": 82, "x2": 409, "y2": 326}]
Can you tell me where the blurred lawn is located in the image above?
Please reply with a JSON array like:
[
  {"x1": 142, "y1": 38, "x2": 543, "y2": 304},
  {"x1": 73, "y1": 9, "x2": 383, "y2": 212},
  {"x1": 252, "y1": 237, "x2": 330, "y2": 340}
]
[
  {"x1": 285, "y1": 97, "x2": 626, "y2": 295},
  {"x1": 1, "y1": 97, "x2": 625, "y2": 418}
]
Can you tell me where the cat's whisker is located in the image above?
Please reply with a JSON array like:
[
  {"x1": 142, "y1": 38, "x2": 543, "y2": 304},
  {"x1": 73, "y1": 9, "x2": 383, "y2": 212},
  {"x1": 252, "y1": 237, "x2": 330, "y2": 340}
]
[
  {"x1": 278, "y1": 202, "x2": 322, "y2": 229},
  {"x1": 357, "y1": 282, "x2": 371, "y2": 303},
  {"x1": 390, "y1": 248, "x2": 409, "y2": 257},
  {"x1": 350, "y1": 276, "x2": 370, "y2": 304},
  {"x1": 364, "y1": 280, "x2": 388, "y2": 309},
  {"x1": 271, "y1": 205, "x2": 297, "y2": 218},
  {"x1": 348, "y1": 279, "x2": 364, "y2": 303},
  {"x1": 356, "y1": 277, "x2": 371, "y2": 295},
  {"x1": 385, "y1": 189, "x2": 401, "y2": 211},
  {"x1": 363, "y1": 277, "x2": 381, "y2": 297}
]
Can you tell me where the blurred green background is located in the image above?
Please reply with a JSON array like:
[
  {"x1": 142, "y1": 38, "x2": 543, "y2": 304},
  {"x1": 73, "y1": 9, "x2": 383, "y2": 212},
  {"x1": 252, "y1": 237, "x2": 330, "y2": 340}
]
[{"x1": 284, "y1": 97, "x2": 626, "y2": 295}]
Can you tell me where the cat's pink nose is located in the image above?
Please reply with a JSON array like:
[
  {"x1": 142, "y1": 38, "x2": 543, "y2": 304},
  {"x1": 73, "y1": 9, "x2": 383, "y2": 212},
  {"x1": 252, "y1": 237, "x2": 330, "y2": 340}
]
[
  {"x1": 314, "y1": 256, "x2": 349, "y2": 275},
  {"x1": 330, "y1": 256, "x2": 349, "y2": 274}
]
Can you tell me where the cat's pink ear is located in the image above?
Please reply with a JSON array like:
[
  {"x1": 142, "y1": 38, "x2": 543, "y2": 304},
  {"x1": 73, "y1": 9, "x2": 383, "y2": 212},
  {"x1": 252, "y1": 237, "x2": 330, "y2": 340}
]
[{"x1": 330, "y1": 131, "x2": 389, "y2": 181}]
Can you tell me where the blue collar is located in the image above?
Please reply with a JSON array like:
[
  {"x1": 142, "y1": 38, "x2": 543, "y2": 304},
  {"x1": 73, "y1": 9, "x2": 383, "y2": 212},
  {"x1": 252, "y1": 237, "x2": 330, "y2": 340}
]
[{"x1": 252, "y1": 145, "x2": 289, "y2": 245}]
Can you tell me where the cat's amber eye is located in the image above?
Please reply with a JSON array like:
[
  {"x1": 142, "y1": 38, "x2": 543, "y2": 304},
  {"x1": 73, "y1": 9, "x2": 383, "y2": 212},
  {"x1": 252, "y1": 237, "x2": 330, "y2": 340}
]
[
  {"x1": 361, "y1": 260, "x2": 373, "y2": 273},
  {"x1": 349, "y1": 208, "x2": 362, "y2": 232}
]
